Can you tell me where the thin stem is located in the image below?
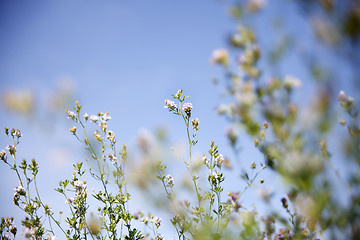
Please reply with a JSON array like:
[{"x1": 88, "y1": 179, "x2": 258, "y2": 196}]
[
  {"x1": 240, "y1": 165, "x2": 266, "y2": 197},
  {"x1": 181, "y1": 113, "x2": 202, "y2": 220},
  {"x1": 34, "y1": 178, "x2": 68, "y2": 237}
]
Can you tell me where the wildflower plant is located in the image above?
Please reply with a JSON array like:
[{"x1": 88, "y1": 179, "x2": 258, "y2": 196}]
[
  {"x1": 2, "y1": 3, "x2": 360, "y2": 239},
  {"x1": 61, "y1": 101, "x2": 147, "y2": 240},
  {"x1": 2, "y1": 89, "x2": 360, "y2": 239}
]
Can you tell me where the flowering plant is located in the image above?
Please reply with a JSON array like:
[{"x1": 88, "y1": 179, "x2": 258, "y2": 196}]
[{"x1": 1, "y1": 1, "x2": 360, "y2": 239}]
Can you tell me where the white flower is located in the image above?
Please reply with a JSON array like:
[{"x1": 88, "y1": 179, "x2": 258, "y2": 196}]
[
  {"x1": 46, "y1": 234, "x2": 58, "y2": 240},
  {"x1": 22, "y1": 227, "x2": 35, "y2": 239},
  {"x1": 14, "y1": 129, "x2": 22, "y2": 137},
  {"x1": 215, "y1": 154, "x2": 224, "y2": 168},
  {"x1": 141, "y1": 216, "x2": 149, "y2": 224},
  {"x1": 211, "y1": 48, "x2": 229, "y2": 65},
  {"x1": 69, "y1": 125, "x2": 77, "y2": 134},
  {"x1": 94, "y1": 130, "x2": 102, "y2": 141},
  {"x1": 202, "y1": 155, "x2": 209, "y2": 165},
  {"x1": 164, "y1": 99, "x2": 176, "y2": 110},
  {"x1": 83, "y1": 113, "x2": 89, "y2": 120},
  {"x1": 155, "y1": 233, "x2": 164, "y2": 240},
  {"x1": 108, "y1": 153, "x2": 117, "y2": 164},
  {"x1": 182, "y1": 102, "x2": 192, "y2": 116},
  {"x1": 90, "y1": 115, "x2": 99, "y2": 122},
  {"x1": 191, "y1": 118, "x2": 200, "y2": 131},
  {"x1": 107, "y1": 130, "x2": 115, "y2": 142},
  {"x1": 6, "y1": 145, "x2": 14, "y2": 153},
  {"x1": 103, "y1": 112, "x2": 111, "y2": 121},
  {"x1": 0, "y1": 149, "x2": 6, "y2": 161},
  {"x1": 99, "y1": 121, "x2": 107, "y2": 131},
  {"x1": 67, "y1": 110, "x2": 76, "y2": 119},
  {"x1": 209, "y1": 171, "x2": 218, "y2": 184},
  {"x1": 165, "y1": 174, "x2": 174, "y2": 187},
  {"x1": 338, "y1": 90, "x2": 354, "y2": 107},
  {"x1": 14, "y1": 183, "x2": 26, "y2": 196},
  {"x1": 151, "y1": 216, "x2": 161, "y2": 229},
  {"x1": 284, "y1": 75, "x2": 302, "y2": 89},
  {"x1": 74, "y1": 180, "x2": 86, "y2": 191}
]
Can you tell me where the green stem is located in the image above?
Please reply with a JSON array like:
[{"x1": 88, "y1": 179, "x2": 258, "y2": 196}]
[
  {"x1": 181, "y1": 113, "x2": 202, "y2": 220},
  {"x1": 34, "y1": 178, "x2": 68, "y2": 237}
]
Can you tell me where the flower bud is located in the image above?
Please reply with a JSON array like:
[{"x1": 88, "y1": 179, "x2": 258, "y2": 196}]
[{"x1": 69, "y1": 126, "x2": 77, "y2": 134}]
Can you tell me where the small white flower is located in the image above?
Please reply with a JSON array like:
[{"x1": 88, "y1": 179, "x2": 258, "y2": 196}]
[
  {"x1": 94, "y1": 130, "x2": 102, "y2": 141},
  {"x1": 338, "y1": 90, "x2": 354, "y2": 106},
  {"x1": 182, "y1": 102, "x2": 193, "y2": 116},
  {"x1": 151, "y1": 216, "x2": 161, "y2": 229},
  {"x1": 165, "y1": 174, "x2": 174, "y2": 187},
  {"x1": 209, "y1": 171, "x2": 218, "y2": 184},
  {"x1": 83, "y1": 113, "x2": 89, "y2": 120},
  {"x1": 14, "y1": 129, "x2": 22, "y2": 137},
  {"x1": 191, "y1": 118, "x2": 200, "y2": 131},
  {"x1": 6, "y1": 145, "x2": 14, "y2": 152},
  {"x1": 69, "y1": 125, "x2": 77, "y2": 134},
  {"x1": 90, "y1": 115, "x2": 99, "y2": 122},
  {"x1": 155, "y1": 233, "x2": 164, "y2": 240},
  {"x1": 107, "y1": 130, "x2": 115, "y2": 141},
  {"x1": 211, "y1": 48, "x2": 229, "y2": 65},
  {"x1": 108, "y1": 153, "x2": 117, "y2": 164},
  {"x1": 215, "y1": 154, "x2": 224, "y2": 168},
  {"x1": 74, "y1": 180, "x2": 86, "y2": 191},
  {"x1": 67, "y1": 110, "x2": 76, "y2": 119},
  {"x1": 141, "y1": 216, "x2": 149, "y2": 224},
  {"x1": 174, "y1": 89, "x2": 183, "y2": 99},
  {"x1": 9, "y1": 224, "x2": 16, "y2": 234},
  {"x1": 103, "y1": 112, "x2": 111, "y2": 121},
  {"x1": 99, "y1": 121, "x2": 107, "y2": 131},
  {"x1": 46, "y1": 234, "x2": 58, "y2": 240},
  {"x1": 14, "y1": 183, "x2": 26, "y2": 196},
  {"x1": 284, "y1": 75, "x2": 302, "y2": 89},
  {"x1": 164, "y1": 99, "x2": 176, "y2": 110},
  {"x1": 22, "y1": 227, "x2": 35, "y2": 239},
  {"x1": 0, "y1": 149, "x2": 6, "y2": 160},
  {"x1": 202, "y1": 155, "x2": 209, "y2": 165}
]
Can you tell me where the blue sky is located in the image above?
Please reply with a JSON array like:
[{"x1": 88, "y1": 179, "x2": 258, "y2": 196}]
[{"x1": 0, "y1": 0, "x2": 349, "y2": 238}]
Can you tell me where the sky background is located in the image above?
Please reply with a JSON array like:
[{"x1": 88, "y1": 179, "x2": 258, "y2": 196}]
[{"x1": 0, "y1": 0, "x2": 351, "y2": 238}]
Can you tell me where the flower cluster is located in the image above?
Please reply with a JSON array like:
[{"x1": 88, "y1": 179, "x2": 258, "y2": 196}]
[
  {"x1": 182, "y1": 103, "x2": 192, "y2": 117},
  {"x1": 164, "y1": 99, "x2": 177, "y2": 111},
  {"x1": 108, "y1": 153, "x2": 117, "y2": 164},
  {"x1": 0, "y1": 149, "x2": 7, "y2": 163},
  {"x1": 165, "y1": 174, "x2": 174, "y2": 187},
  {"x1": 0, "y1": 217, "x2": 17, "y2": 239},
  {"x1": 73, "y1": 180, "x2": 86, "y2": 192},
  {"x1": 191, "y1": 118, "x2": 199, "y2": 131}
]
